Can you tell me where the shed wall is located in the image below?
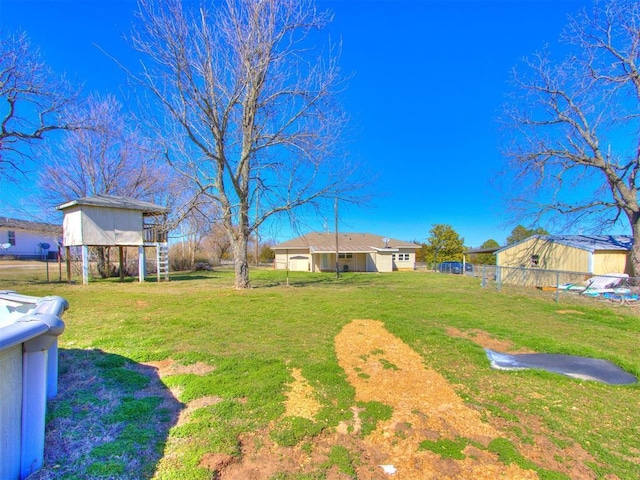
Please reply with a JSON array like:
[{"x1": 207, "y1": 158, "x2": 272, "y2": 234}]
[
  {"x1": 592, "y1": 251, "x2": 630, "y2": 275},
  {"x1": 62, "y1": 209, "x2": 83, "y2": 247},
  {"x1": 64, "y1": 206, "x2": 143, "y2": 246},
  {"x1": 497, "y1": 238, "x2": 589, "y2": 272}
]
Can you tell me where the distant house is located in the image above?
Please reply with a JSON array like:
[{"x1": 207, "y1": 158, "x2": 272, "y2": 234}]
[
  {"x1": 272, "y1": 232, "x2": 420, "y2": 273},
  {"x1": 496, "y1": 235, "x2": 632, "y2": 284},
  {"x1": 0, "y1": 217, "x2": 62, "y2": 259}
]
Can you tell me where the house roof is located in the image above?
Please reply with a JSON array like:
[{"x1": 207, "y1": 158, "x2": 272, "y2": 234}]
[
  {"x1": 0, "y1": 216, "x2": 62, "y2": 234},
  {"x1": 496, "y1": 235, "x2": 633, "y2": 254},
  {"x1": 57, "y1": 195, "x2": 169, "y2": 214},
  {"x1": 273, "y1": 232, "x2": 420, "y2": 253}
]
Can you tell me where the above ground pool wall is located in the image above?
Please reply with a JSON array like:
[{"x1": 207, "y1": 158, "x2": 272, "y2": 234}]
[{"x1": 0, "y1": 291, "x2": 67, "y2": 480}]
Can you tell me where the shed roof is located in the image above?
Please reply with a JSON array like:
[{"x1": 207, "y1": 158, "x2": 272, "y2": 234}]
[
  {"x1": 465, "y1": 246, "x2": 502, "y2": 255},
  {"x1": 496, "y1": 235, "x2": 632, "y2": 254},
  {"x1": 273, "y1": 232, "x2": 420, "y2": 253},
  {"x1": 57, "y1": 195, "x2": 168, "y2": 214}
]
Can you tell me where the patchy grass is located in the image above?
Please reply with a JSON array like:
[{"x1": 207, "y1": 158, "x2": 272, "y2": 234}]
[
  {"x1": 357, "y1": 401, "x2": 393, "y2": 437},
  {"x1": 324, "y1": 445, "x2": 357, "y2": 476},
  {"x1": 6, "y1": 268, "x2": 640, "y2": 479},
  {"x1": 419, "y1": 437, "x2": 469, "y2": 460}
]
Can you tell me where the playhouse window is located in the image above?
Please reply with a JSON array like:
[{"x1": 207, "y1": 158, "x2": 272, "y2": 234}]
[
  {"x1": 7, "y1": 231, "x2": 15, "y2": 246},
  {"x1": 530, "y1": 254, "x2": 540, "y2": 267}
]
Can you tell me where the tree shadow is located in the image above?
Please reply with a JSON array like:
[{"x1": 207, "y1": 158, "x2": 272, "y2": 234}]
[
  {"x1": 165, "y1": 273, "x2": 220, "y2": 282},
  {"x1": 30, "y1": 348, "x2": 183, "y2": 479},
  {"x1": 250, "y1": 272, "x2": 381, "y2": 289}
]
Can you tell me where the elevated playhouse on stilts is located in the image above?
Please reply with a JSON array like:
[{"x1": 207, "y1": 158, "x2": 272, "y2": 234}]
[{"x1": 57, "y1": 195, "x2": 170, "y2": 284}]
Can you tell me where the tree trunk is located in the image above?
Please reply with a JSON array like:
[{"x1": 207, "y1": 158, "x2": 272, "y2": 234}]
[
  {"x1": 232, "y1": 236, "x2": 250, "y2": 289},
  {"x1": 630, "y1": 214, "x2": 640, "y2": 278},
  {"x1": 96, "y1": 246, "x2": 111, "y2": 278},
  {"x1": 190, "y1": 240, "x2": 196, "y2": 270}
]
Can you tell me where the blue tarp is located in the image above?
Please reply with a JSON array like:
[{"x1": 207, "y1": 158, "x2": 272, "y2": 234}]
[{"x1": 485, "y1": 349, "x2": 637, "y2": 385}]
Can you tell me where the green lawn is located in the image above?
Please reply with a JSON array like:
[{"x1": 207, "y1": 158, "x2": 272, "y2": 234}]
[{"x1": 8, "y1": 269, "x2": 640, "y2": 479}]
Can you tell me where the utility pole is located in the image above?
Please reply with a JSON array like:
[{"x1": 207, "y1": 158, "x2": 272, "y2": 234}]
[
  {"x1": 255, "y1": 178, "x2": 260, "y2": 266},
  {"x1": 335, "y1": 197, "x2": 339, "y2": 279}
]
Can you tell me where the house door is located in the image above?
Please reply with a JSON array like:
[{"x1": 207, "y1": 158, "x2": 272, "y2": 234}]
[{"x1": 321, "y1": 253, "x2": 329, "y2": 270}]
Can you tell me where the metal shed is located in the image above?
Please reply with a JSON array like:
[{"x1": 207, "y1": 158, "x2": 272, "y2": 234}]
[
  {"x1": 496, "y1": 235, "x2": 632, "y2": 276},
  {"x1": 57, "y1": 195, "x2": 169, "y2": 284}
]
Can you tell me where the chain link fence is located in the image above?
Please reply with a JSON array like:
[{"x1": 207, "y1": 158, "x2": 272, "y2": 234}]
[
  {"x1": 473, "y1": 264, "x2": 639, "y2": 305},
  {"x1": 0, "y1": 246, "x2": 167, "y2": 284}
]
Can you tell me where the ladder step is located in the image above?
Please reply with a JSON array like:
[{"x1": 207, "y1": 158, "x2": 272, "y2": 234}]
[{"x1": 156, "y1": 243, "x2": 170, "y2": 280}]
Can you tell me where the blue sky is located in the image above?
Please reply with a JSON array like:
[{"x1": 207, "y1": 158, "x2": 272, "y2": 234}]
[{"x1": 0, "y1": 0, "x2": 591, "y2": 246}]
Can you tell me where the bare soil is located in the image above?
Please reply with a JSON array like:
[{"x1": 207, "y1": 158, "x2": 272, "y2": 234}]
[
  {"x1": 196, "y1": 320, "x2": 599, "y2": 479},
  {"x1": 40, "y1": 321, "x2": 604, "y2": 479}
]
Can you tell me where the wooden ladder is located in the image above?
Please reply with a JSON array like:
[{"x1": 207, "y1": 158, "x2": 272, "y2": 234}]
[{"x1": 156, "y1": 243, "x2": 170, "y2": 282}]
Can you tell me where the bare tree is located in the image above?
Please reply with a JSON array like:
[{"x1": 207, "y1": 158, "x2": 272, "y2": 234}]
[
  {"x1": 0, "y1": 31, "x2": 79, "y2": 179},
  {"x1": 38, "y1": 93, "x2": 172, "y2": 204},
  {"x1": 203, "y1": 223, "x2": 233, "y2": 266},
  {"x1": 501, "y1": 0, "x2": 640, "y2": 274},
  {"x1": 38, "y1": 94, "x2": 175, "y2": 277},
  {"x1": 128, "y1": 0, "x2": 359, "y2": 288},
  {"x1": 172, "y1": 201, "x2": 221, "y2": 269}
]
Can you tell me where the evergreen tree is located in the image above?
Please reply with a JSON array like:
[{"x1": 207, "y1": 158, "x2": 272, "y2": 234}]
[
  {"x1": 506, "y1": 225, "x2": 548, "y2": 245},
  {"x1": 474, "y1": 239, "x2": 499, "y2": 265}
]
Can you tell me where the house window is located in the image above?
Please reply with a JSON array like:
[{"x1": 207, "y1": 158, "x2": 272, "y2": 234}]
[
  {"x1": 338, "y1": 253, "x2": 353, "y2": 259},
  {"x1": 392, "y1": 254, "x2": 396, "y2": 261},
  {"x1": 7, "y1": 231, "x2": 15, "y2": 246},
  {"x1": 398, "y1": 253, "x2": 409, "y2": 261},
  {"x1": 530, "y1": 254, "x2": 540, "y2": 267}
]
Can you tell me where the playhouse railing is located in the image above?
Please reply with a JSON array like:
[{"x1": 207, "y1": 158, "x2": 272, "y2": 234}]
[{"x1": 143, "y1": 225, "x2": 167, "y2": 244}]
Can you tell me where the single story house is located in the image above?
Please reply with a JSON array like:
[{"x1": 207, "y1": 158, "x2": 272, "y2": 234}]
[
  {"x1": 495, "y1": 235, "x2": 632, "y2": 285},
  {"x1": 272, "y1": 232, "x2": 420, "y2": 273},
  {"x1": 0, "y1": 217, "x2": 62, "y2": 259}
]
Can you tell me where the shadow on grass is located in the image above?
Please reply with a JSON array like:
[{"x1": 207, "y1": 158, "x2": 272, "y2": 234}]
[
  {"x1": 250, "y1": 272, "x2": 383, "y2": 289},
  {"x1": 148, "y1": 273, "x2": 219, "y2": 282},
  {"x1": 31, "y1": 348, "x2": 182, "y2": 480}
]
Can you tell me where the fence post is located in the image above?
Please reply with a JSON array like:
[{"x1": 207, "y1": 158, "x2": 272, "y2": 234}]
[
  {"x1": 555, "y1": 271, "x2": 560, "y2": 303},
  {"x1": 496, "y1": 265, "x2": 502, "y2": 292},
  {"x1": 481, "y1": 265, "x2": 486, "y2": 288}
]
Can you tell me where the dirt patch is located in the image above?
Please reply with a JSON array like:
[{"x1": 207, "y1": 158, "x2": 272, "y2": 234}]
[
  {"x1": 185, "y1": 322, "x2": 599, "y2": 479},
  {"x1": 284, "y1": 367, "x2": 322, "y2": 420},
  {"x1": 200, "y1": 452, "x2": 235, "y2": 471},
  {"x1": 446, "y1": 326, "x2": 534, "y2": 353},
  {"x1": 142, "y1": 358, "x2": 215, "y2": 376},
  {"x1": 135, "y1": 300, "x2": 150, "y2": 308},
  {"x1": 177, "y1": 395, "x2": 224, "y2": 426},
  {"x1": 335, "y1": 320, "x2": 537, "y2": 479}
]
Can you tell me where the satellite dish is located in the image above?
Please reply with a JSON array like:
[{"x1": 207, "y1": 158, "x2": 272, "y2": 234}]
[
  {"x1": 0, "y1": 243, "x2": 11, "y2": 250},
  {"x1": 383, "y1": 238, "x2": 390, "y2": 248}
]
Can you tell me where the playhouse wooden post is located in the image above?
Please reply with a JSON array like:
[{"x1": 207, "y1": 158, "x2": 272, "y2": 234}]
[
  {"x1": 138, "y1": 246, "x2": 146, "y2": 282},
  {"x1": 119, "y1": 246, "x2": 125, "y2": 282},
  {"x1": 65, "y1": 246, "x2": 72, "y2": 283},
  {"x1": 81, "y1": 245, "x2": 89, "y2": 285}
]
